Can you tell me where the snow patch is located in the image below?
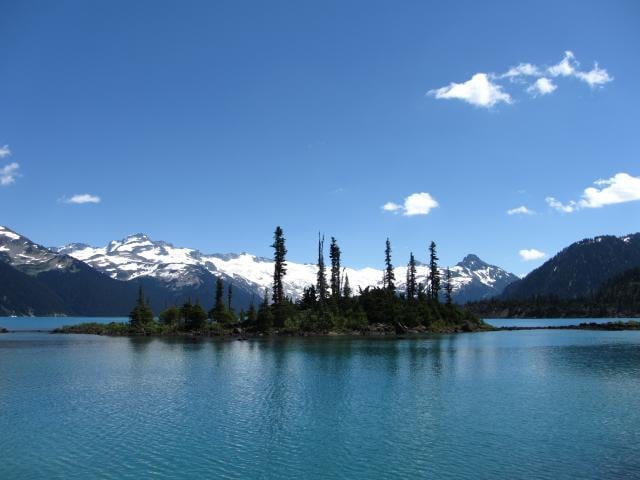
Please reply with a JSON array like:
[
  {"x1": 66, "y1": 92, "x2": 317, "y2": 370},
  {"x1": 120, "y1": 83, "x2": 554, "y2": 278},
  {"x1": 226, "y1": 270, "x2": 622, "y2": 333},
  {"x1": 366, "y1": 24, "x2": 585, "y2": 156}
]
[{"x1": 0, "y1": 228, "x2": 20, "y2": 241}]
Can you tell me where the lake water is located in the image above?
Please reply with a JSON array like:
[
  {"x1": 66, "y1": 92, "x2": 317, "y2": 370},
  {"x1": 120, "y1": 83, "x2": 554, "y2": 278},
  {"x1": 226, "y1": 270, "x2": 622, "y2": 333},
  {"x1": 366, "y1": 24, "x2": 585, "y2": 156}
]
[
  {"x1": 485, "y1": 317, "x2": 637, "y2": 328},
  {"x1": 2, "y1": 320, "x2": 640, "y2": 479},
  {"x1": 0, "y1": 316, "x2": 127, "y2": 331}
]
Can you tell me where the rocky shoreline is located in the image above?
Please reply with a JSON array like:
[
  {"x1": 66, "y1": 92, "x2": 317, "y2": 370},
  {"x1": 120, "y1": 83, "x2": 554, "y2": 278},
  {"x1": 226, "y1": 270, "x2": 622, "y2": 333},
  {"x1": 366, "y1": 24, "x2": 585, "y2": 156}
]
[
  {"x1": 11, "y1": 320, "x2": 639, "y2": 338},
  {"x1": 51, "y1": 320, "x2": 491, "y2": 338}
]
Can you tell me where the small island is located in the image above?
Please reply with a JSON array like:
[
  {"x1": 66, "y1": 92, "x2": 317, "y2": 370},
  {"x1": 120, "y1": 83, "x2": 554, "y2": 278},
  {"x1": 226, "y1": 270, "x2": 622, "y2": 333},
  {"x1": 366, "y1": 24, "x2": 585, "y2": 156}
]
[
  {"x1": 54, "y1": 228, "x2": 487, "y2": 337},
  {"x1": 0, "y1": 326, "x2": 8, "y2": 334}
]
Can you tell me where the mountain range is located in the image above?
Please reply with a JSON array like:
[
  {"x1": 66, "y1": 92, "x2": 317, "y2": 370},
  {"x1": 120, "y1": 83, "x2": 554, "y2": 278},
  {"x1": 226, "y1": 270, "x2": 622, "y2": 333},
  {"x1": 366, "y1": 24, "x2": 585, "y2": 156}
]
[
  {"x1": 4, "y1": 225, "x2": 640, "y2": 318},
  {"x1": 0, "y1": 225, "x2": 518, "y2": 316},
  {"x1": 54, "y1": 234, "x2": 518, "y2": 305}
]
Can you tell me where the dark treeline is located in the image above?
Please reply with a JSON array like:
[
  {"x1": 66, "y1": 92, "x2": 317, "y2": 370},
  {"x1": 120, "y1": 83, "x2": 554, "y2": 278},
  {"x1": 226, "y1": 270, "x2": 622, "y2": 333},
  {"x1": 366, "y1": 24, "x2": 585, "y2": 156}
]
[
  {"x1": 122, "y1": 226, "x2": 483, "y2": 335},
  {"x1": 467, "y1": 267, "x2": 640, "y2": 318}
]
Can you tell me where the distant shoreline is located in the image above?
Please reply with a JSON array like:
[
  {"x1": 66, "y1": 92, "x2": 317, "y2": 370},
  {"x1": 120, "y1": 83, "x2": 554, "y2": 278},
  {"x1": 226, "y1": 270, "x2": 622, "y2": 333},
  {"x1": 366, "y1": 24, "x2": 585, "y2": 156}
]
[{"x1": 495, "y1": 321, "x2": 640, "y2": 331}]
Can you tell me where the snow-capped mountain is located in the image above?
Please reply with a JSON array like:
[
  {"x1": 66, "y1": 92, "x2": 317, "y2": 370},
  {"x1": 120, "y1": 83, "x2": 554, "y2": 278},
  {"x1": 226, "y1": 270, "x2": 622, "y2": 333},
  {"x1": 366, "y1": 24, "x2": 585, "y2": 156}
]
[
  {"x1": 55, "y1": 233, "x2": 518, "y2": 303},
  {"x1": 0, "y1": 225, "x2": 160, "y2": 316},
  {"x1": 0, "y1": 225, "x2": 76, "y2": 274},
  {"x1": 447, "y1": 254, "x2": 520, "y2": 303},
  {"x1": 0, "y1": 225, "x2": 257, "y2": 315}
]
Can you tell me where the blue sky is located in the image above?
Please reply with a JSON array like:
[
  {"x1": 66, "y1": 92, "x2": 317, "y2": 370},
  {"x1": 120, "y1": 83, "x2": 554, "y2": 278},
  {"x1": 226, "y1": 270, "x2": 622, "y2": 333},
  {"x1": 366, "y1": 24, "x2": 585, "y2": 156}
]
[{"x1": 1, "y1": 0, "x2": 639, "y2": 274}]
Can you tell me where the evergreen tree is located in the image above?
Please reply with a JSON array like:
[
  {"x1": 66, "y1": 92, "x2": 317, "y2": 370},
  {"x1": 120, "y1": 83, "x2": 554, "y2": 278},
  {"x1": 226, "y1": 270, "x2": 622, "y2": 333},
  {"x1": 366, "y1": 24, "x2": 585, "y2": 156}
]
[
  {"x1": 300, "y1": 285, "x2": 317, "y2": 310},
  {"x1": 316, "y1": 233, "x2": 328, "y2": 303},
  {"x1": 406, "y1": 252, "x2": 417, "y2": 301},
  {"x1": 209, "y1": 276, "x2": 225, "y2": 321},
  {"x1": 257, "y1": 288, "x2": 274, "y2": 332},
  {"x1": 179, "y1": 299, "x2": 193, "y2": 328},
  {"x1": 129, "y1": 286, "x2": 154, "y2": 329},
  {"x1": 159, "y1": 305, "x2": 179, "y2": 326},
  {"x1": 329, "y1": 237, "x2": 341, "y2": 299},
  {"x1": 428, "y1": 241, "x2": 440, "y2": 301},
  {"x1": 186, "y1": 301, "x2": 208, "y2": 330},
  {"x1": 271, "y1": 227, "x2": 287, "y2": 327},
  {"x1": 227, "y1": 282, "x2": 233, "y2": 312},
  {"x1": 271, "y1": 226, "x2": 287, "y2": 306},
  {"x1": 215, "y1": 277, "x2": 224, "y2": 309},
  {"x1": 384, "y1": 238, "x2": 396, "y2": 294},
  {"x1": 180, "y1": 299, "x2": 207, "y2": 331},
  {"x1": 246, "y1": 301, "x2": 257, "y2": 326},
  {"x1": 444, "y1": 268, "x2": 453, "y2": 306},
  {"x1": 342, "y1": 272, "x2": 352, "y2": 298}
]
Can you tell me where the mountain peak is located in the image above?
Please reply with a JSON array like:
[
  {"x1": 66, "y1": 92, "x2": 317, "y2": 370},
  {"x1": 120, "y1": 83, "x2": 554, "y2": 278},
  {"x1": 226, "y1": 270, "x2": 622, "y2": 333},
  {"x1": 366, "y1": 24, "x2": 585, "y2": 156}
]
[
  {"x1": 53, "y1": 242, "x2": 91, "y2": 254},
  {"x1": 458, "y1": 254, "x2": 487, "y2": 268},
  {"x1": 105, "y1": 233, "x2": 154, "y2": 253},
  {"x1": 123, "y1": 233, "x2": 151, "y2": 242}
]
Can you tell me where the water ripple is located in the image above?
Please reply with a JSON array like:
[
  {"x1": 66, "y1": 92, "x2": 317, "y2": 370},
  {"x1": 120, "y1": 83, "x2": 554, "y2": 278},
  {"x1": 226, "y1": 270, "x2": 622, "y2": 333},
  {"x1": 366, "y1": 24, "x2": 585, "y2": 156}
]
[{"x1": 2, "y1": 331, "x2": 640, "y2": 479}]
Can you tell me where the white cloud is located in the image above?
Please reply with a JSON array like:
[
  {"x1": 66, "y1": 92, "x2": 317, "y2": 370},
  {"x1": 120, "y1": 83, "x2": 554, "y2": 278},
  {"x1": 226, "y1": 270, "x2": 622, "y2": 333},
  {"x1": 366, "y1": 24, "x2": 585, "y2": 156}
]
[
  {"x1": 404, "y1": 192, "x2": 439, "y2": 216},
  {"x1": 0, "y1": 145, "x2": 10, "y2": 158},
  {"x1": 547, "y1": 51, "x2": 578, "y2": 77},
  {"x1": 427, "y1": 73, "x2": 512, "y2": 108},
  {"x1": 502, "y1": 63, "x2": 541, "y2": 78},
  {"x1": 0, "y1": 145, "x2": 20, "y2": 186},
  {"x1": 546, "y1": 196, "x2": 578, "y2": 213},
  {"x1": 547, "y1": 173, "x2": 640, "y2": 213},
  {"x1": 527, "y1": 77, "x2": 557, "y2": 96},
  {"x1": 0, "y1": 162, "x2": 20, "y2": 186},
  {"x1": 547, "y1": 51, "x2": 613, "y2": 87},
  {"x1": 382, "y1": 192, "x2": 439, "y2": 216},
  {"x1": 507, "y1": 206, "x2": 535, "y2": 215},
  {"x1": 64, "y1": 194, "x2": 101, "y2": 204},
  {"x1": 580, "y1": 173, "x2": 640, "y2": 208},
  {"x1": 519, "y1": 249, "x2": 546, "y2": 261},
  {"x1": 382, "y1": 202, "x2": 402, "y2": 213},
  {"x1": 575, "y1": 63, "x2": 613, "y2": 87},
  {"x1": 428, "y1": 51, "x2": 612, "y2": 109}
]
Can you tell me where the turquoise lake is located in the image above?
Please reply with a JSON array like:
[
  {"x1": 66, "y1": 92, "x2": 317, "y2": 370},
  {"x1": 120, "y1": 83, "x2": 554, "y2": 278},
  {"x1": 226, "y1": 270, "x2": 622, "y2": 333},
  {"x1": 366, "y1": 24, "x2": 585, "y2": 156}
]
[{"x1": 2, "y1": 319, "x2": 640, "y2": 479}]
